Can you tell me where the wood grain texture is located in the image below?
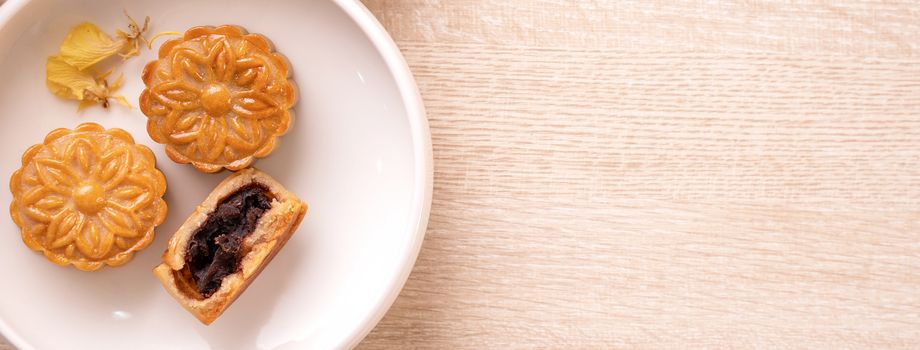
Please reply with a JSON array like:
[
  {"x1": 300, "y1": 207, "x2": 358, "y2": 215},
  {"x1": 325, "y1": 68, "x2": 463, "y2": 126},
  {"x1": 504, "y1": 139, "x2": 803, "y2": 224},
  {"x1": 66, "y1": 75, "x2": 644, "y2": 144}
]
[
  {"x1": 3, "y1": 1, "x2": 920, "y2": 349},
  {"x1": 356, "y1": 0, "x2": 920, "y2": 349}
]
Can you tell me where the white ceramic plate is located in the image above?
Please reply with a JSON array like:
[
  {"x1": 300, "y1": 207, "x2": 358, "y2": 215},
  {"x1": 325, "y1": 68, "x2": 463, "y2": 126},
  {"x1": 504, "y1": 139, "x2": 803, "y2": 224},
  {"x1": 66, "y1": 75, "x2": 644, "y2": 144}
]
[{"x1": 0, "y1": 0, "x2": 431, "y2": 349}]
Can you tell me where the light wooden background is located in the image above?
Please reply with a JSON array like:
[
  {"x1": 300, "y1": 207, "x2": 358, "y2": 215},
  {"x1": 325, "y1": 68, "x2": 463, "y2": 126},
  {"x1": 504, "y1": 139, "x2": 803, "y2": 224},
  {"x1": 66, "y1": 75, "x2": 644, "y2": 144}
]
[
  {"x1": 4, "y1": 1, "x2": 920, "y2": 349},
  {"x1": 357, "y1": 0, "x2": 920, "y2": 349}
]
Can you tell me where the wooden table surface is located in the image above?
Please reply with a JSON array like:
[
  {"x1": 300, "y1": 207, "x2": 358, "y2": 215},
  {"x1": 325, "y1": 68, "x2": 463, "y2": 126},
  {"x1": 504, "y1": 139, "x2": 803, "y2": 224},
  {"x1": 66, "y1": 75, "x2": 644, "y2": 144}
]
[
  {"x1": 4, "y1": 1, "x2": 920, "y2": 349},
  {"x1": 357, "y1": 1, "x2": 920, "y2": 349}
]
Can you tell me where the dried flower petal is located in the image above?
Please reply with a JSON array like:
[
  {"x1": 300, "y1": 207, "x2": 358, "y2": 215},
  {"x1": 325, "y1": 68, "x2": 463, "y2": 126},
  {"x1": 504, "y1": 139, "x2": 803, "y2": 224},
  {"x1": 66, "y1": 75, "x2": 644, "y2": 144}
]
[
  {"x1": 112, "y1": 96, "x2": 133, "y2": 108},
  {"x1": 59, "y1": 23, "x2": 126, "y2": 71},
  {"x1": 46, "y1": 55, "x2": 99, "y2": 100},
  {"x1": 76, "y1": 99, "x2": 97, "y2": 112},
  {"x1": 83, "y1": 72, "x2": 130, "y2": 111},
  {"x1": 106, "y1": 74, "x2": 134, "y2": 108},
  {"x1": 47, "y1": 56, "x2": 129, "y2": 111},
  {"x1": 45, "y1": 12, "x2": 172, "y2": 112}
]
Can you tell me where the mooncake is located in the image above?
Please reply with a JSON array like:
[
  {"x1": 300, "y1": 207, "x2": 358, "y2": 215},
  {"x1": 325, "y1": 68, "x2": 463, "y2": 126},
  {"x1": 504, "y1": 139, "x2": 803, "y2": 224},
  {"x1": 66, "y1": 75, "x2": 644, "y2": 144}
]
[
  {"x1": 140, "y1": 25, "x2": 297, "y2": 173},
  {"x1": 153, "y1": 168, "x2": 306, "y2": 324},
  {"x1": 9, "y1": 122, "x2": 167, "y2": 271}
]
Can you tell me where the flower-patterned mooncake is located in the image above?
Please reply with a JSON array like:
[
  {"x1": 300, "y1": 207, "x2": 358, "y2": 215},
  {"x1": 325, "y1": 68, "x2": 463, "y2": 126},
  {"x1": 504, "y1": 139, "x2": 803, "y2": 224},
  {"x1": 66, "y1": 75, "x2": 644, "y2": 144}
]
[
  {"x1": 9, "y1": 123, "x2": 168, "y2": 271},
  {"x1": 139, "y1": 25, "x2": 297, "y2": 173}
]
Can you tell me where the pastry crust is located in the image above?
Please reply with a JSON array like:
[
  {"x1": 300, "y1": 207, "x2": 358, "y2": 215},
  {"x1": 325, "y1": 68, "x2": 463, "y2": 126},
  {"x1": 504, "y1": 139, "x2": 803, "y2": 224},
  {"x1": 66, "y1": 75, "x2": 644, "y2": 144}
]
[
  {"x1": 139, "y1": 25, "x2": 297, "y2": 173},
  {"x1": 153, "y1": 168, "x2": 306, "y2": 324}
]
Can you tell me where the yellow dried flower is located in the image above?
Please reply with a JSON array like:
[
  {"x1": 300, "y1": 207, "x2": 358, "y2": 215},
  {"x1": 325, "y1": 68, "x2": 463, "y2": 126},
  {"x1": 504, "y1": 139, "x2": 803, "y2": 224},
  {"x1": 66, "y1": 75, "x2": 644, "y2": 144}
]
[
  {"x1": 58, "y1": 23, "x2": 124, "y2": 70},
  {"x1": 46, "y1": 55, "x2": 98, "y2": 99},
  {"x1": 45, "y1": 10, "x2": 175, "y2": 111},
  {"x1": 79, "y1": 71, "x2": 132, "y2": 111},
  {"x1": 46, "y1": 55, "x2": 130, "y2": 111},
  {"x1": 116, "y1": 10, "x2": 157, "y2": 59}
]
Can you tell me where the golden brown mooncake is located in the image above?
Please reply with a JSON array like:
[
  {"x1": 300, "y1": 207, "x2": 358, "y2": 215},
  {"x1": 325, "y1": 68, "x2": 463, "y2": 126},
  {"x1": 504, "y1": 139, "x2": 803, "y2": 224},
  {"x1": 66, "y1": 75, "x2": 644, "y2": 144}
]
[
  {"x1": 153, "y1": 168, "x2": 306, "y2": 324},
  {"x1": 139, "y1": 25, "x2": 297, "y2": 173},
  {"x1": 9, "y1": 122, "x2": 168, "y2": 271}
]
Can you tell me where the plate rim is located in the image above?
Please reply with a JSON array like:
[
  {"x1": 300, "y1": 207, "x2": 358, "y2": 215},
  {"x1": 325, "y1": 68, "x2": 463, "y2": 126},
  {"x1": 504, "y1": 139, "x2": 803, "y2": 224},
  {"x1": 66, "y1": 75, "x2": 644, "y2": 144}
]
[
  {"x1": 329, "y1": 1, "x2": 432, "y2": 349},
  {"x1": 0, "y1": 0, "x2": 433, "y2": 348}
]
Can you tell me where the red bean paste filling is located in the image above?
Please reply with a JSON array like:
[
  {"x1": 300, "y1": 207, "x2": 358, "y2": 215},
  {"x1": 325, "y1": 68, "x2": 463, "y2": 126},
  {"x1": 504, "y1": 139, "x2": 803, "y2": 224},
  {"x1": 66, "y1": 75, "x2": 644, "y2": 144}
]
[{"x1": 186, "y1": 183, "x2": 273, "y2": 297}]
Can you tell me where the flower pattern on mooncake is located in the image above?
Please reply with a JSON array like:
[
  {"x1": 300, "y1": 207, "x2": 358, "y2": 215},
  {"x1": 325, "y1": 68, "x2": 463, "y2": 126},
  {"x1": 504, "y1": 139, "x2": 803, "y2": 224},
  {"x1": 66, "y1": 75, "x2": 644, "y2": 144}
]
[
  {"x1": 140, "y1": 25, "x2": 297, "y2": 173},
  {"x1": 9, "y1": 123, "x2": 167, "y2": 271}
]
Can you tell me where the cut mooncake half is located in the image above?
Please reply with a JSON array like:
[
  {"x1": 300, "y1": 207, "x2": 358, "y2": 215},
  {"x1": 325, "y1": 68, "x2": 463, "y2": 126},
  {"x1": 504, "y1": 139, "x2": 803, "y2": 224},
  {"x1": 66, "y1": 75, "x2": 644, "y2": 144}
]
[{"x1": 153, "y1": 167, "x2": 306, "y2": 324}]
